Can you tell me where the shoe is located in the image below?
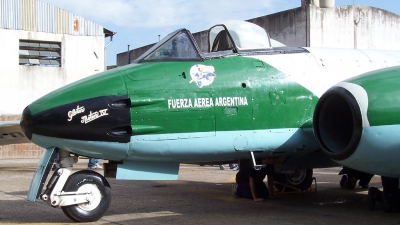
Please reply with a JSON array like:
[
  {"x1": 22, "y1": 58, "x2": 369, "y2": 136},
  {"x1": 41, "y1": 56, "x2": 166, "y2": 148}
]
[
  {"x1": 367, "y1": 187, "x2": 378, "y2": 210},
  {"x1": 95, "y1": 163, "x2": 102, "y2": 169},
  {"x1": 230, "y1": 164, "x2": 238, "y2": 169},
  {"x1": 88, "y1": 163, "x2": 102, "y2": 170},
  {"x1": 219, "y1": 165, "x2": 225, "y2": 170},
  {"x1": 231, "y1": 165, "x2": 239, "y2": 171},
  {"x1": 232, "y1": 184, "x2": 238, "y2": 197}
]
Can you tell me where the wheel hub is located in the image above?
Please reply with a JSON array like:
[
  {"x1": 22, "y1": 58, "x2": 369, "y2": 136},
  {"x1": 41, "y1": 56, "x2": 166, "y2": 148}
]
[
  {"x1": 77, "y1": 184, "x2": 102, "y2": 211},
  {"x1": 286, "y1": 170, "x2": 307, "y2": 185}
]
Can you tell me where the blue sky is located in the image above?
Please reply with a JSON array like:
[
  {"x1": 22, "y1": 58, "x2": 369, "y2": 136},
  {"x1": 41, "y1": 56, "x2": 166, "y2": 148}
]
[{"x1": 41, "y1": 0, "x2": 400, "y2": 66}]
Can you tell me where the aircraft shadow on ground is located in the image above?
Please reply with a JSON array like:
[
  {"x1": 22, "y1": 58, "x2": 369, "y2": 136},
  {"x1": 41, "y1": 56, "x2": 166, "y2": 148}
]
[{"x1": 0, "y1": 178, "x2": 393, "y2": 224}]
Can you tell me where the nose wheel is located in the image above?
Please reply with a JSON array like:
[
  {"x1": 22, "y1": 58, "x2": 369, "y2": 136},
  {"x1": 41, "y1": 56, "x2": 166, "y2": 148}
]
[{"x1": 61, "y1": 170, "x2": 111, "y2": 222}]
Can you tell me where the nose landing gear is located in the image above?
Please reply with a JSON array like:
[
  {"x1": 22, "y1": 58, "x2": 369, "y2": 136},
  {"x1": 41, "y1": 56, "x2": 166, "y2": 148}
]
[{"x1": 40, "y1": 149, "x2": 111, "y2": 222}]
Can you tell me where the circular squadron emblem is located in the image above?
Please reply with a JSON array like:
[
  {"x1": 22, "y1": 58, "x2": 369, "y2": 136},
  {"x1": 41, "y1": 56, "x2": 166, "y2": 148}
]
[{"x1": 189, "y1": 64, "x2": 216, "y2": 88}]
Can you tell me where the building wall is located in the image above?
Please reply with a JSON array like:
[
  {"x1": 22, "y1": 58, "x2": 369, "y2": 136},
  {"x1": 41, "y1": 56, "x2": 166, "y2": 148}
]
[
  {"x1": 0, "y1": 30, "x2": 105, "y2": 159},
  {"x1": 117, "y1": 43, "x2": 153, "y2": 67},
  {"x1": 309, "y1": 5, "x2": 400, "y2": 49},
  {"x1": 248, "y1": 6, "x2": 308, "y2": 48},
  {"x1": 0, "y1": 0, "x2": 107, "y2": 158},
  {"x1": 120, "y1": 4, "x2": 400, "y2": 66},
  {"x1": 0, "y1": 28, "x2": 105, "y2": 115},
  {"x1": 193, "y1": 30, "x2": 209, "y2": 53}
]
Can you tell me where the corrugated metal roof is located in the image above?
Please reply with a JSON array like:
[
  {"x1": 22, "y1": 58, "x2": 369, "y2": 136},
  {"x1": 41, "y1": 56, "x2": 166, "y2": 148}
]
[
  {"x1": 56, "y1": 6, "x2": 68, "y2": 34},
  {"x1": 0, "y1": 0, "x2": 104, "y2": 36},
  {"x1": 22, "y1": 0, "x2": 36, "y2": 31},
  {"x1": 36, "y1": 0, "x2": 56, "y2": 33},
  {"x1": 1, "y1": 0, "x2": 22, "y2": 30}
]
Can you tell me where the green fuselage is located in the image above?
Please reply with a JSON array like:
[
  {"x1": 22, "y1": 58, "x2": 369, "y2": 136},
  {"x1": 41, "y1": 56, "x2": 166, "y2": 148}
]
[
  {"x1": 23, "y1": 53, "x2": 320, "y2": 164},
  {"x1": 124, "y1": 56, "x2": 317, "y2": 135},
  {"x1": 27, "y1": 55, "x2": 317, "y2": 136}
]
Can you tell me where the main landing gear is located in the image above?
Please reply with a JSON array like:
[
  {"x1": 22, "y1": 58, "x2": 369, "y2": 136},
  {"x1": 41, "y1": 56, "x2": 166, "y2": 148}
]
[
  {"x1": 249, "y1": 152, "x2": 314, "y2": 192},
  {"x1": 274, "y1": 169, "x2": 314, "y2": 192},
  {"x1": 40, "y1": 149, "x2": 111, "y2": 222}
]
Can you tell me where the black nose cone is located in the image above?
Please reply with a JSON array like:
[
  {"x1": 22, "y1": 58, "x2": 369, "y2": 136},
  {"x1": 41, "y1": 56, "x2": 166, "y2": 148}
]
[
  {"x1": 19, "y1": 95, "x2": 131, "y2": 143},
  {"x1": 20, "y1": 106, "x2": 33, "y2": 140}
]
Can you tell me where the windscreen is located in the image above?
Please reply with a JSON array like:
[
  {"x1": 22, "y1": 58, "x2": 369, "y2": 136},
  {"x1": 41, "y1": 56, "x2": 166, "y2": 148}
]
[{"x1": 144, "y1": 31, "x2": 200, "y2": 61}]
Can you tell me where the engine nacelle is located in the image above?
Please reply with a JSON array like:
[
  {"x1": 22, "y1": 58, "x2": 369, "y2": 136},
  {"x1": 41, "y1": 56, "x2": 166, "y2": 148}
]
[{"x1": 313, "y1": 66, "x2": 400, "y2": 177}]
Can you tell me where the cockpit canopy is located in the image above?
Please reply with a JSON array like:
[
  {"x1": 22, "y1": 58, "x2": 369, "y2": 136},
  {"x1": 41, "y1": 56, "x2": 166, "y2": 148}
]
[
  {"x1": 209, "y1": 20, "x2": 272, "y2": 52},
  {"x1": 136, "y1": 20, "x2": 272, "y2": 62}
]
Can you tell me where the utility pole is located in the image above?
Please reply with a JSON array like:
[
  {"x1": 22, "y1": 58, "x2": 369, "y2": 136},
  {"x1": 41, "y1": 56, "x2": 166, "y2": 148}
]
[{"x1": 127, "y1": 44, "x2": 130, "y2": 64}]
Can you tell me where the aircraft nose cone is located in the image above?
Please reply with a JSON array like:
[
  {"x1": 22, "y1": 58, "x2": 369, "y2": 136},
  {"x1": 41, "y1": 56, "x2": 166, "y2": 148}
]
[
  {"x1": 19, "y1": 96, "x2": 132, "y2": 143},
  {"x1": 20, "y1": 106, "x2": 33, "y2": 140}
]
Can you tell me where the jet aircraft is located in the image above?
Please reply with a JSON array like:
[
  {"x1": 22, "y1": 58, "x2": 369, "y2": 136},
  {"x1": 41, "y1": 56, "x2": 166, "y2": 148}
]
[{"x1": 1, "y1": 20, "x2": 400, "y2": 222}]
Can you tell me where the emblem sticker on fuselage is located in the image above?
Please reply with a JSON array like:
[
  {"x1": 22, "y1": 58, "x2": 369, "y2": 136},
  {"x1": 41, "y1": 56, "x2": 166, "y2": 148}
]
[
  {"x1": 81, "y1": 109, "x2": 108, "y2": 124},
  {"x1": 67, "y1": 105, "x2": 109, "y2": 124},
  {"x1": 67, "y1": 105, "x2": 85, "y2": 121},
  {"x1": 189, "y1": 64, "x2": 216, "y2": 88}
]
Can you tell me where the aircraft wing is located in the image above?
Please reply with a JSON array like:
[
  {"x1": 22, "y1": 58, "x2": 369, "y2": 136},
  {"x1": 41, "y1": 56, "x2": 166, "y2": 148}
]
[{"x1": 0, "y1": 121, "x2": 30, "y2": 145}]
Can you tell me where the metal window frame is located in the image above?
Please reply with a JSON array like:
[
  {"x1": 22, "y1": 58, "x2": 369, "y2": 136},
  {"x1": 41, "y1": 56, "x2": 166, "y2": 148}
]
[{"x1": 19, "y1": 40, "x2": 62, "y2": 67}]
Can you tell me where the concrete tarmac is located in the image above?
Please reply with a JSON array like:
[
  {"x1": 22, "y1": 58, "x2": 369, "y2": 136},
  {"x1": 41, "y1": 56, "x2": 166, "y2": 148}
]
[{"x1": 0, "y1": 158, "x2": 398, "y2": 224}]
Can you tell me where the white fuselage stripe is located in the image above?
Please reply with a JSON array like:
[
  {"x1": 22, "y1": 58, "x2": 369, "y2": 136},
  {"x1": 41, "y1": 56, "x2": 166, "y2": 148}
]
[{"x1": 246, "y1": 48, "x2": 400, "y2": 97}]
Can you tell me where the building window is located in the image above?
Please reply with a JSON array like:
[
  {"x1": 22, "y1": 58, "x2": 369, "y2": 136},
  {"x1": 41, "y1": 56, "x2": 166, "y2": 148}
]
[{"x1": 19, "y1": 40, "x2": 61, "y2": 67}]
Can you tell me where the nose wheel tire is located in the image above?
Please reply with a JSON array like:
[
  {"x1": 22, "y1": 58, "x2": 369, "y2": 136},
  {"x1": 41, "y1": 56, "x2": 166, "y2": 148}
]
[{"x1": 61, "y1": 170, "x2": 111, "y2": 222}]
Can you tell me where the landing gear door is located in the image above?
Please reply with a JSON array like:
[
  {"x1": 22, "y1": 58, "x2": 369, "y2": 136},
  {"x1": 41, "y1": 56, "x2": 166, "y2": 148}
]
[{"x1": 27, "y1": 147, "x2": 57, "y2": 201}]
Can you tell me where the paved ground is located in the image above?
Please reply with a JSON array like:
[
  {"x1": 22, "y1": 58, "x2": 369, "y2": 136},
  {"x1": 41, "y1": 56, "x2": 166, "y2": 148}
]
[{"x1": 0, "y1": 158, "x2": 399, "y2": 224}]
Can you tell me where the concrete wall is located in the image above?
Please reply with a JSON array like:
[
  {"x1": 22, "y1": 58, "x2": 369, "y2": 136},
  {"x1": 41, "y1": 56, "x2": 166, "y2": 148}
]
[
  {"x1": 248, "y1": 6, "x2": 308, "y2": 48},
  {"x1": 0, "y1": 29, "x2": 105, "y2": 115},
  {"x1": 193, "y1": 31, "x2": 210, "y2": 53},
  {"x1": 117, "y1": 43, "x2": 153, "y2": 66},
  {"x1": 0, "y1": 28, "x2": 105, "y2": 159},
  {"x1": 119, "y1": 4, "x2": 400, "y2": 66},
  {"x1": 309, "y1": 5, "x2": 400, "y2": 49}
]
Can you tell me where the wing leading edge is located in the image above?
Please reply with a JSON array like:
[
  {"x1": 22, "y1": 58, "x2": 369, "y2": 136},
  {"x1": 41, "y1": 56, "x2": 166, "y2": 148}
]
[{"x1": 0, "y1": 121, "x2": 30, "y2": 145}]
